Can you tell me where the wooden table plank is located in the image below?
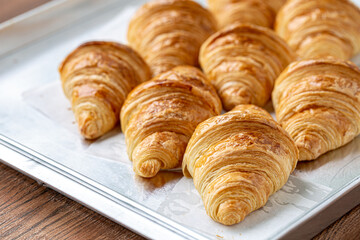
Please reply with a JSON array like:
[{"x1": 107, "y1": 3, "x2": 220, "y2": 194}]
[
  {"x1": 0, "y1": 0, "x2": 51, "y2": 23},
  {"x1": 0, "y1": 163, "x2": 145, "y2": 240},
  {"x1": 313, "y1": 204, "x2": 360, "y2": 240},
  {"x1": 0, "y1": 161, "x2": 359, "y2": 239}
]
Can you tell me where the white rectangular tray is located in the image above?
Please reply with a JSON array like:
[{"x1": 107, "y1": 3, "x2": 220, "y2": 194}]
[{"x1": 1, "y1": 0, "x2": 360, "y2": 239}]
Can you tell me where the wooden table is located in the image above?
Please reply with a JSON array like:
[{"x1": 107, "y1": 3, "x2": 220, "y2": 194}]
[{"x1": 0, "y1": 1, "x2": 359, "y2": 239}]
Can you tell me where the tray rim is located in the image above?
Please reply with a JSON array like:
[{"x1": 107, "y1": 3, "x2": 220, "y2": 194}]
[
  {"x1": 0, "y1": 134, "x2": 209, "y2": 240},
  {"x1": 2, "y1": 131, "x2": 359, "y2": 239},
  {"x1": 1, "y1": 0, "x2": 360, "y2": 239}
]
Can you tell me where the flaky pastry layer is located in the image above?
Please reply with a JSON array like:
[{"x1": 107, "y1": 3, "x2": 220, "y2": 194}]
[
  {"x1": 128, "y1": 0, "x2": 217, "y2": 77},
  {"x1": 59, "y1": 41, "x2": 150, "y2": 139},
  {"x1": 121, "y1": 66, "x2": 222, "y2": 178},
  {"x1": 208, "y1": 0, "x2": 286, "y2": 29},
  {"x1": 273, "y1": 58, "x2": 360, "y2": 160},
  {"x1": 200, "y1": 24, "x2": 296, "y2": 110},
  {"x1": 276, "y1": 0, "x2": 360, "y2": 60},
  {"x1": 183, "y1": 104, "x2": 298, "y2": 225}
]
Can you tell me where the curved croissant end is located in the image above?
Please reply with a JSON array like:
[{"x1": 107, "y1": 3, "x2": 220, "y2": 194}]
[
  {"x1": 273, "y1": 58, "x2": 360, "y2": 161},
  {"x1": 208, "y1": 0, "x2": 286, "y2": 29},
  {"x1": 132, "y1": 131, "x2": 188, "y2": 177},
  {"x1": 200, "y1": 24, "x2": 296, "y2": 110},
  {"x1": 128, "y1": 0, "x2": 217, "y2": 77},
  {"x1": 183, "y1": 104, "x2": 298, "y2": 225},
  {"x1": 121, "y1": 65, "x2": 222, "y2": 178},
  {"x1": 275, "y1": 0, "x2": 360, "y2": 60},
  {"x1": 59, "y1": 41, "x2": 151, "y2": 139}
]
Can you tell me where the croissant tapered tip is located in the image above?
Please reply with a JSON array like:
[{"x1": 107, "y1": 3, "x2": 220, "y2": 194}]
[
  {"x1": 221, "y1": 87, "x2": 253, "y2": 111},
  {"x1": 216, "y1": 200, "x2": 247, "y2": 225},
  {"x1": 298, "y1": 146, "x2": 316, "y2": 161},
  {"x1": 77, "y1": 110, "x2": 101, "y2": 140},
  {"x1": 136, "y1": 159, "x2": 162, "y2": 178},
  {"x1": 296, "y1": 136, "x2": 320, "y2": 161}
]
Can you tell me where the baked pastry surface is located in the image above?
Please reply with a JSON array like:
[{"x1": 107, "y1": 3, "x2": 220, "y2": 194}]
[
  {"x1": 276, "y1": 0, "x2": 360, "y2": 60},
  {"x1": 273, "y1": 58, "x2": 360, "y2": 161},
  {"x1": 183, "y1": 104, "x2": 298, "y2": 225},
  {"x1": 128, "y1": 0, "x2": 217, "y2": 77},
  {"x1": 200, "y1": 24, "x2": 296, "y2": 110},
  {"x1": 59, "y1": 41, "x2": 150, "y2": 139},
  {"x1": 121, "y1": 65, "x2": 222, "y2": 178},
  {"x1": 208, "y1": 0, "x2": 287, "y2": 29}
]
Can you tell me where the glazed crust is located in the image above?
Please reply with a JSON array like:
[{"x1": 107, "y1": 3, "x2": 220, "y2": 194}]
[
  {"x1": 59, "y1": 41, "x2": 151, "y2": 139},
  {"x1": 275, "y1": 0, "x2": 360, "y2": 60},
  {"x1": 272, "y1": 58, "x2": 360, "y2": 161},
  {"x1": 127, "y1": 0, "x2": 217, "y2": 77},
  {"x1": 121, "y1": 66, "x2": 222, "y2": 178},
  {"x1": 199, "y1": 24, "x2": 296, "y2": 110},
  {"x1": 182, "y1": 104, "x2": 298, "y2": 225},
  {"x1": 208, "y1": 0, "x2": 287, "y2": 29}
]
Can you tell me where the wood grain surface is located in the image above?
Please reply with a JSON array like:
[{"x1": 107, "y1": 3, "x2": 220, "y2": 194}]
[
  {"x1": 0, "y1": 161, "x2": 359, "y2": 240},
  {"x1": 0, "y1": 0, "x2": 359, "y2": 239},
  {"x1": 0, "y1": 163, "x2": 145, "y2": 240},
  {"x1": 0, "y1": 0, "x2": 51, "y2": 23},
  {"x1": 313, "y1": 203, "x2": 360, "y2": 240}
]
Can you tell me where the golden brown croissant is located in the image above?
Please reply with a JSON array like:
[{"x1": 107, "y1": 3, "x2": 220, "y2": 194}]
[
  {"x1": 199, "y1": 24, "x2": 296, "y2": 111},
  {"x1": 275, "y1": 0, "x2": 360, "y2": 60},
  {"x1": 127, "y1": 0, "x2": 217, "y2": 77},
  {"x1": 59, "y1": 41, "x2": 150, "y2": 139},
  {"x1": 121, "y1": 66, "x2": 222, "y2": 178},
  {"x1": 272, "y1": 58, "x2": 360, "y2": 161},
  {"x1": 208, "y1": 0, "x2": 287, "y2": 29},
  {"x1": 182, "y1": 104, "x2": 298, "y2": 225}
]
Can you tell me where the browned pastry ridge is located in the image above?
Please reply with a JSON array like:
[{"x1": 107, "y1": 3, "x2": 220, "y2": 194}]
[
  {"x1": 183, "y1": 104, "x2": 298, "y2": 225},
  {"x1": 128, "y1": 0, "x2": 217, "y2": 77},
  {"x1": 272, "y1": 58, "x2": 360, "y2": 161},
  {"x1": 59, "y1": 41, "x2": 150, "y2": 139},
  {"x1": 208, "y1": 0, "x2": 287, "y2": 29},
  {"x1": 120, "y1": 66, "x2": 222, "y2": 178},
  {"x1": 200, "y1": 24, "x2": 296, "y2": 111},
  {"x1": 276, "y1": 0, "x2": 360, "y2": 60}
]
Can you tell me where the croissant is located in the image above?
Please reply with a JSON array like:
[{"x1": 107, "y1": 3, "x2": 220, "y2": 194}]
[
  {"x1": 272, "y1": 58, "x2": 360, "y2": 161},
  {"x1": 199, "y1": 24, "x2": 296, "y2": 111},
  {"x1": 121, "y1": 66, "x2": 222, "y2": 178},
  {"x1": 208, "y1": 0, "x2": 287, "y2": 29},
  {"x1": 127, "y1": 0, "x2": 217, "y2": 77},
  {"x1": 59, "y1": 41, "x2": 150, "y2": 139},
  {"x1": 182, "y1": 104, "x2": 298, "y2": 225},
  {"x1": 275, "y1": 0, "x2": 360, "y2": 60}
]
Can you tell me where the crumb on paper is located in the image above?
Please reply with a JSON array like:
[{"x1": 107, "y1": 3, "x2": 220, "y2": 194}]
[{"x1": 216, "y1": 235, "x2": 224, "y2": 239}]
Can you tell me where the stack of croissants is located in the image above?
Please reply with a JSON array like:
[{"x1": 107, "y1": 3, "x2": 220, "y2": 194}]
[{"x1": 59, "y1": 0, "x2": 360, "y2": 226}]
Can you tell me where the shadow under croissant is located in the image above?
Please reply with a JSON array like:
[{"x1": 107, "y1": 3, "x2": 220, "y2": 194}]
[
  {"x1": 135, "y1": 171, "x2": 183, "y2": 192},
  {"x1": 78, "y1": 125, "x2": 122, "y2": 145},
  {"x1": 296, "y1": 136, "x2": 360, "y2": 172}
]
